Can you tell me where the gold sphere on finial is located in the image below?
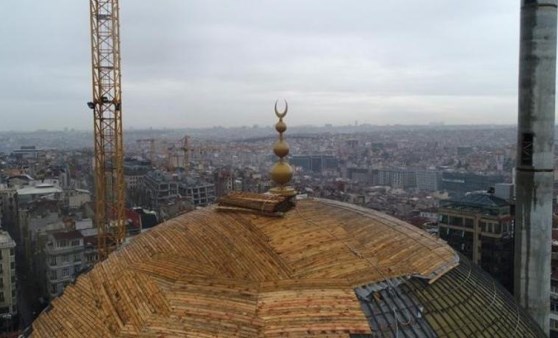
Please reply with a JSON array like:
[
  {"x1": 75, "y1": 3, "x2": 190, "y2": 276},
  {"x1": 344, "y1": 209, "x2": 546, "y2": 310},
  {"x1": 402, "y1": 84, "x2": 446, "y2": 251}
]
[{"x1": 270, "y1": 99, "x2": 295, "y2": 197}]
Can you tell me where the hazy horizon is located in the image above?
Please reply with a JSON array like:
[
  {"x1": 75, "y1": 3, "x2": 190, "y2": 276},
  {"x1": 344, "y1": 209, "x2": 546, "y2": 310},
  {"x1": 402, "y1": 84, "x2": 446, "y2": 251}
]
[{"x1": 0, "y1": 122, "x2": 528, "y2": 134}]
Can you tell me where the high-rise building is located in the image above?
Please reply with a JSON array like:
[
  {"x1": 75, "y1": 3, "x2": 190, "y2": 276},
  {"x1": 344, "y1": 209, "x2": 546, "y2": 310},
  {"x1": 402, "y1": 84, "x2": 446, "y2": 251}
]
[
  {"x1": 415, "y1": 170, "x2": 442, "y2": 192},
  {"x1": 438, "y1": 191, "x2": 514, "y2": 292},
  {"x1": 375, "y1": 168, "x2": 417, "y2": 189},
  {"x1": 289, "y1": 155, "x2": 338, "y2": 173}
]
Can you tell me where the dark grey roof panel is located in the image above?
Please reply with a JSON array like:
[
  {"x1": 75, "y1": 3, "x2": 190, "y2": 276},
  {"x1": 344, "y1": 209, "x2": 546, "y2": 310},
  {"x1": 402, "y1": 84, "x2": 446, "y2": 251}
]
[
  {"x1": 355, "y1": 278, "x2": 437, "y2": 338},
  {"x1": 355, "y1": 256, "x2": 545, "y2": 338}
]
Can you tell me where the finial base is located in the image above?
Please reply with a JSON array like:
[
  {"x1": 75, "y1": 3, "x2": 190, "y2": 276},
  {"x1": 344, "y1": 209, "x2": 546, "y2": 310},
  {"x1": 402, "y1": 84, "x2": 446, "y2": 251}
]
[
  {"x1": 269, "y1": 186, "x2": 297, "y2": 197},
  {"x1": 269, "y1": 186, "x2": 297, "y2": 208}
]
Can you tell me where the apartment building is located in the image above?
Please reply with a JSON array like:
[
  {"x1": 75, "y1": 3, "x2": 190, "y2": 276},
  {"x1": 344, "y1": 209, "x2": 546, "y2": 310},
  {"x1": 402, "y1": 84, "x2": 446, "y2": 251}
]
[
  {"x1": 43, "y1": 230, "x2": 84, "y2": 299},
  {"x1": 0, "y1": 231, "x2": 17, "y2": 318},
  {"x1": 438, "y1": 191, "x2": 514, "y2": 292}
]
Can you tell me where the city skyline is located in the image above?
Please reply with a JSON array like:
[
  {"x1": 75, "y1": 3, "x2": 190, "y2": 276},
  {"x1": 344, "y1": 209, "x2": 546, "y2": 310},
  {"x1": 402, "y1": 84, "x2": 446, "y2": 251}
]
[{"x1": 1, "y1": 0, "x2": 524, "y2": 131}]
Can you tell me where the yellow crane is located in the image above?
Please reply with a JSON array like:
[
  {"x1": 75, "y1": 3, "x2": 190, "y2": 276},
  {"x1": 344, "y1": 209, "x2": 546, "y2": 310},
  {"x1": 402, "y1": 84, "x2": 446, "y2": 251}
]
[{"x1": 87, "y1": 0, "x2": 126, "y2": 261}]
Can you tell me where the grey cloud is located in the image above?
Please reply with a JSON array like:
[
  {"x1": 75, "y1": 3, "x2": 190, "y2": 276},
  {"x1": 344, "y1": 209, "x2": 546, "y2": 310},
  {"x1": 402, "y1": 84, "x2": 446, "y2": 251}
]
[{"x1": 0, "y1": 0, "x2": 524, "y2": 130}]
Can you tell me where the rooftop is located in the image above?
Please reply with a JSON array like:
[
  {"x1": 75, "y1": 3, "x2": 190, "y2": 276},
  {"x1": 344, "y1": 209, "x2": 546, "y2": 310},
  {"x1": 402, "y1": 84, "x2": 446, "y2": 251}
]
[
  {"x1": 51, "y1": 230, "x2": 84, "y2": 242},
  {"x1": 17, "y1": 185, "x2": 63, "y2": 196},
  {"x1": 30, "y1": 198, "x2": 543, "y2": 337},
  {"x1": 443, "y1": 192, "x2": 510, "y2": 209}
]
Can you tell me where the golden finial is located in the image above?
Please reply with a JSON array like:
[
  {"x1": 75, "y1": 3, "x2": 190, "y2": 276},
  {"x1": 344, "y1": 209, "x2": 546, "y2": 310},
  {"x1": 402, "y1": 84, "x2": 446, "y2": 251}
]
[{"x1": 270, "y1": 99, "x2": 296, "y2": 197}]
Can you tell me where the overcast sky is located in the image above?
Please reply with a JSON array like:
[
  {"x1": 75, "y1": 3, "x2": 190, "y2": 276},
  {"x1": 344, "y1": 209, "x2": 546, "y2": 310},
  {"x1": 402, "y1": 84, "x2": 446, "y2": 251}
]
[{"x1": 0, "y1": 0, "x2": 521, "y2": 131}]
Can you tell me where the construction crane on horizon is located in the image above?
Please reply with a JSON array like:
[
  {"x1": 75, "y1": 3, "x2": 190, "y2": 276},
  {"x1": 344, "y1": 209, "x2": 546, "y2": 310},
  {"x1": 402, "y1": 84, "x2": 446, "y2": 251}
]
[
  {"x1": 87, "y1": 0, "x2": 126, "y2": 261},
  {"x1": 179, "y1": 135, "x2": 220, "y2": 171},
  {"x1": 180, "y1": 135, "x2": 192, "y2": 170}
]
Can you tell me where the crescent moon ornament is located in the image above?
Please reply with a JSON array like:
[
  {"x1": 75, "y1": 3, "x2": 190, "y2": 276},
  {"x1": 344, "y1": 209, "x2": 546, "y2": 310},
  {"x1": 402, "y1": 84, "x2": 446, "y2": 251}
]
[{"x1": 274, "y1": 99, "x2": 288, "y2": 118}]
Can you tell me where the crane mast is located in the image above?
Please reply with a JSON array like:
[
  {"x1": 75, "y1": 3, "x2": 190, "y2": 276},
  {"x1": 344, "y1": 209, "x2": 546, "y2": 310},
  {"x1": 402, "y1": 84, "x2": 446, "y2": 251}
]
[{"x1": 89, "y1": 0, "x2": 125, "y2": 260}]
